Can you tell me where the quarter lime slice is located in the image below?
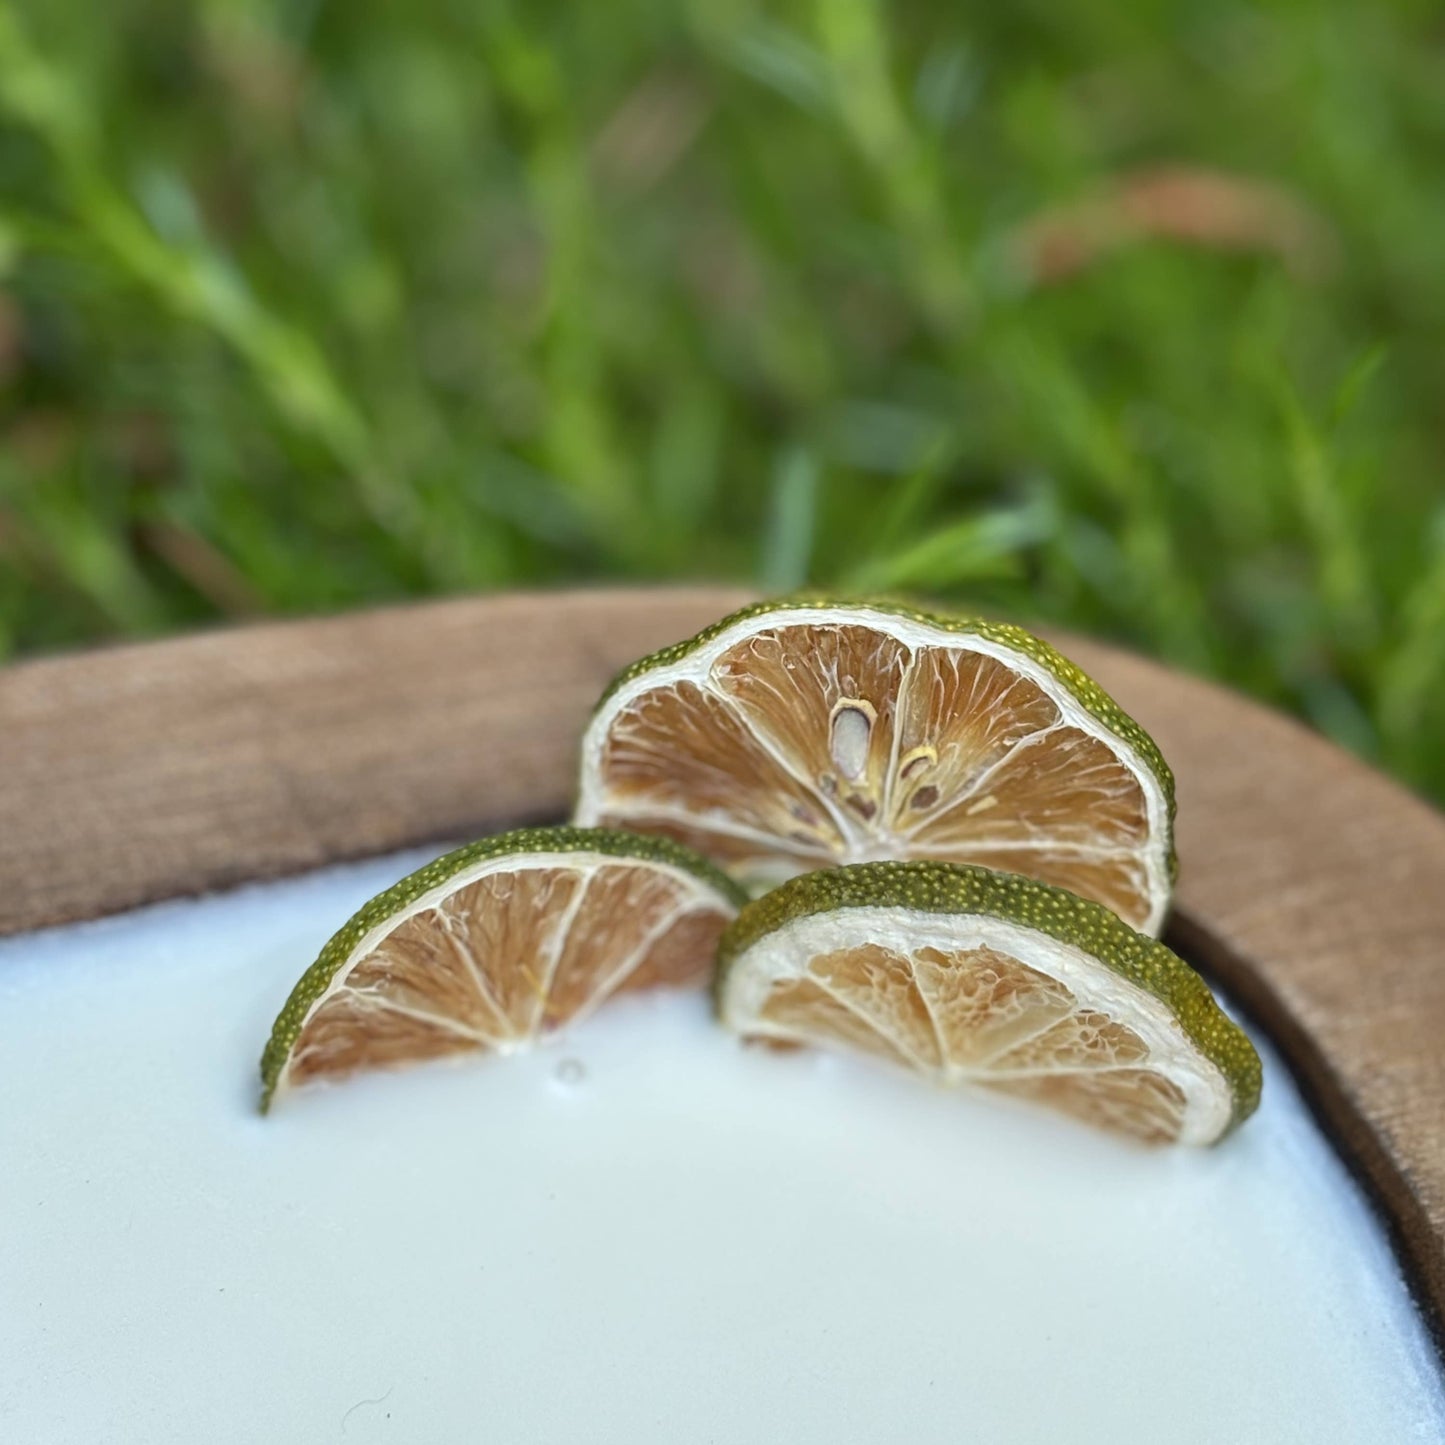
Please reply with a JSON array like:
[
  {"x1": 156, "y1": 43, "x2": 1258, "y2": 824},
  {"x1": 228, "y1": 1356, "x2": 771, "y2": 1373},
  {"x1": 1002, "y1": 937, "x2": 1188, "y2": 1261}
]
[
  {"x1": 575, "y1": 599, "x2": 1176, "y2": 934},
  {"x1": 260, "y1": 826, "x2": 746, "y2": 1110},
  {"x1": 716, "y1": 861, "x2": 1260, "y2": 1145}
]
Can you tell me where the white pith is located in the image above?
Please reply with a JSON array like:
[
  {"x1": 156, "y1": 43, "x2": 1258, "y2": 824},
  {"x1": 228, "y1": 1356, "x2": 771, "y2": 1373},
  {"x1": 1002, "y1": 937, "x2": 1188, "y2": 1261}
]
[
  {"x1": 575, "y1": 606, "x2": 1172, "y2": 935},
  {"x1": 274, "y1": 851, "x2": 736, "y2": 1096},
  {"x1": 719, "y1": 906, "x2": 1232, "y2": 1146}
]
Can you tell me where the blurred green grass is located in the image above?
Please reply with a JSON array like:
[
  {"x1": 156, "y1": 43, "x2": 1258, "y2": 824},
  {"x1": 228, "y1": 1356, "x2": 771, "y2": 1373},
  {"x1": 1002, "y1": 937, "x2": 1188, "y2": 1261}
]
[{"x1": 1, "y1": 0, "x2": 1443, "y2": 800}]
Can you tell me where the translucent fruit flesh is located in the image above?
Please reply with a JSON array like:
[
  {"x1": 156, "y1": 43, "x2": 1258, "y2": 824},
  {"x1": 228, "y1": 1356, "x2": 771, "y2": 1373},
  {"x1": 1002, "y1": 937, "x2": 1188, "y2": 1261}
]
[{"x1": 752, "y1": 945, "x2": 1187, "y2": 1143}]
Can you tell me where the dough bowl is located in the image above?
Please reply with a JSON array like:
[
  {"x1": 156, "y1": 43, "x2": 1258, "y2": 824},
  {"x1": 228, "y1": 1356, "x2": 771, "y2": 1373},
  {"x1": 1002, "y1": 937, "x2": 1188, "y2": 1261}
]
[{"x1": 4, "y1": 587, "x2": 1443, "y2": 1441}]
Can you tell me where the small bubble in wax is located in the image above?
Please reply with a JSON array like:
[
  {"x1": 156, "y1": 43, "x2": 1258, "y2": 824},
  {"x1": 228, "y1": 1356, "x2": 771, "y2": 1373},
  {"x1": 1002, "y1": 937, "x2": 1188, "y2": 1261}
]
[{"x1": 554, "y1": 1057, "x2": 586, "y2": 1087}]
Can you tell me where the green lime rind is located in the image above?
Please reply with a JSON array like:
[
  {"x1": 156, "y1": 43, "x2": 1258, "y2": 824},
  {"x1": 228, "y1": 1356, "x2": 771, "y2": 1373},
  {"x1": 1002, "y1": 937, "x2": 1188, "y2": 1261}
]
[
  {"x1": 592, "y1": 595, "x2": 1177, "y2": 882},
  {"x1": 259, "y1": 825, "x2": 747, "y2": 1112},
  {"x1": 716, "y1": 860, "x2": 1260, "y2": 1137}
]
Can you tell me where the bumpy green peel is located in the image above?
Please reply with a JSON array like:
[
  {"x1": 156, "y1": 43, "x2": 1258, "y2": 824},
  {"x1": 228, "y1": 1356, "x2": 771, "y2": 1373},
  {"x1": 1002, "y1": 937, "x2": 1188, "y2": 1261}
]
[
  {"x1": 717, "y1": 860, "x2": 1261, "y2": 1136},
  {"x1": 259, "y1": 825, "x2": 747, "y2": 1111},
  {"x1": 593, "y1": 595, "x2": 1178, "y2": 882}
]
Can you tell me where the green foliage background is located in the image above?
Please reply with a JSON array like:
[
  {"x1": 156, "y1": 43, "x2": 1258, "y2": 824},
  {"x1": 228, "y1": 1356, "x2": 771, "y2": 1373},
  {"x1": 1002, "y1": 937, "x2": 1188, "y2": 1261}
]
[{"x1": 1, "y1": 1, "x2": 1443, "y2": 799}]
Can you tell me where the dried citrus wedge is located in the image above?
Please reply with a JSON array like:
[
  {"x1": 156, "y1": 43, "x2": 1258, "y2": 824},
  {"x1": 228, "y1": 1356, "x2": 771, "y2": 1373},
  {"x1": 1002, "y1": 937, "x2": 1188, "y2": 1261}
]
[
  {"x1": 576, "y1": 599, "x2": 1176, "y2": 934},
  {"x1": 260, "y1": 827, "x2": 746, "y2": 1110},
  {"x1": 716, "y1": 861, "x2": 1260, "y2": 1145}
]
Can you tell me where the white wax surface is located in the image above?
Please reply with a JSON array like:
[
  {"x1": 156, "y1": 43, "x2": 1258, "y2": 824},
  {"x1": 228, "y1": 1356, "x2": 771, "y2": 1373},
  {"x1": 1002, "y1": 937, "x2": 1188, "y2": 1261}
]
[{"x1": 2, "y1": 852, "x2": 1441, "y2": 1443}]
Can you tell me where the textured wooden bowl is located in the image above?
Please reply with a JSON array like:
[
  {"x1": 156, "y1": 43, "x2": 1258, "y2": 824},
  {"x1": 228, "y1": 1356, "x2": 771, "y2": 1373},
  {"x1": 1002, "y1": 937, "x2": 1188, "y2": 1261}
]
[{"x1": 3, "y1": 586, "x2": 1443, "y2": 1349}]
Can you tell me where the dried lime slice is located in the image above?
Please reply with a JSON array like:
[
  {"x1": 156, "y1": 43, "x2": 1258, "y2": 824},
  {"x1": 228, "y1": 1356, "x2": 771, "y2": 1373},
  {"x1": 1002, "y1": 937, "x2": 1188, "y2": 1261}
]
[
  {"x1": 716, "y1": 861, "x2": 1259, "y2": 1145},
  {"x1": 260, "y1": 826, "x2": 746, "y2": 1110},
  {"x1": 576, "y1": 599, "x2": 1175, "y2": 934}
]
